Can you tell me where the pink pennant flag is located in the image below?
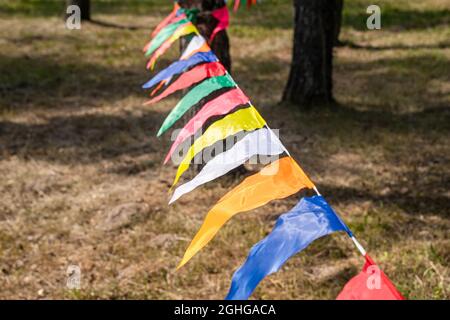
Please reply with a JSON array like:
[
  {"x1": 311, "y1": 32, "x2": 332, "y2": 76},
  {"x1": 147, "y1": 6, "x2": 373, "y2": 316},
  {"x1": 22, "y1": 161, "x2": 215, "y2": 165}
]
[
  {"x1": 151, "y1": 2, "x2": 180, "y2": 38},
  {"x1": 233, "y1": 0, "x2": 240, "y2": 12},
  {"x1": 145, "y1": 62, "x2": 227, "y2": 104},
  {"x1": 164, "y1": 88, "x2": 249, "y2": 164}
]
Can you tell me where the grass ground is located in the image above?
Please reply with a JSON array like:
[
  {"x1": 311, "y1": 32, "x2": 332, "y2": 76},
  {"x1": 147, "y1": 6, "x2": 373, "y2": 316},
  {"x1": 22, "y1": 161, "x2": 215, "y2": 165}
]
[{"x1": 0, "y1": 0, "x2": 449, "y2": 299}]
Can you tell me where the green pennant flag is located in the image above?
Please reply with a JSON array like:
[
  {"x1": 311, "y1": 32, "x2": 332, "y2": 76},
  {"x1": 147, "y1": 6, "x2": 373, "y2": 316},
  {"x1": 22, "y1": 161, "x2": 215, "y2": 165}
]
[
  {"x1": 157, "y1": 74, "x2": 236, "y2": 137},
  {"x1": 178, "y1": 7, "x2": 200, "y2": 23},
  {"x1": 146, "y1": 18, "x2": 189, "y2": 57}
]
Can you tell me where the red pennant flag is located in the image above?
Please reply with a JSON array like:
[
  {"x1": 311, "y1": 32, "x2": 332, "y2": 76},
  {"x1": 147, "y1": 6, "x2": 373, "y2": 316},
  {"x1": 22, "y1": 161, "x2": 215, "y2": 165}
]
[
  {"x1": 210, "y1": 6, "x2": 229, "y2": 42},
  {"x1": 145, "y1": 62, "x2": 227, "y2": 105},
  {"x1": 337, "y1": 255, "x2": 405, "y2": 300}
]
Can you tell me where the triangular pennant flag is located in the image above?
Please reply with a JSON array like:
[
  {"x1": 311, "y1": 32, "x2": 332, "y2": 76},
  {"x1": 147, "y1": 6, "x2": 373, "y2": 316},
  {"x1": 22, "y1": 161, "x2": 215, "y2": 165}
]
[
  {"x1": 147, "y1": 22, "x2": 199, "y2": 69},
  {"x1": 210, "y1": 6, "x2": 230, "y2": 42},
  {"x1": 157, "y1": 74, "x2": 236, "y2": 136},
  {"x1": 144, "y1": 18, "x2": 189, "y2": 57},
  {"x1": 146, "y1": 62, "x2": 227, "y2": 104},
  {"x1": 180, "y1": 35, "x2": 211, "y2": 60},
  {"x1": 233, "y1": 0, "x2": 240, "y2": 12},
  {"x1": 150, "y1": 80, "x2": 167, "y2": 97},
  {"x1": 142, "y1": 51, "x2": 217, "y2": 90},
  {"x1": 337, "y1": 255, "x2": 405, "y2": 300},
  {"x1": 164, "y1": 88, "x2": 249, "y2": 164},
  {"x1": 171, "y1": 105, "x2": 266, "y2": 187},
  {"x1": 169, "y1": 128, "x2": 284, "y2": 203},
  {"x1": 177, "y1": 156, "x2": 315, "y2": 268},
  {"x1": 150, "y1": 2, "x2": 181, "y2": 38},
  {"x1": 226, "y1": 195, "x2": 351, "y2": 300},
  {"x1": 178, "y1": 7, "x2": 200, "y2": 23},
  {"x1": 145, "y1": 14, "x2": 186, "y2": 53}
]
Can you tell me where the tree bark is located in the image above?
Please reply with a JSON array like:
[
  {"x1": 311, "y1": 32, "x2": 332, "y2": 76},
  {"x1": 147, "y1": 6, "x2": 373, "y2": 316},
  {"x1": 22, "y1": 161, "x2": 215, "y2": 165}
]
[
  {"x1": 66, "y1": 0, "x2": 90, "y2": 21},
  {"x1": 334, "y1": 0, "x2": 344, "y2": 46},
  {"x1": 282, "y1": 0, "x2": 336, "y2": 108}
]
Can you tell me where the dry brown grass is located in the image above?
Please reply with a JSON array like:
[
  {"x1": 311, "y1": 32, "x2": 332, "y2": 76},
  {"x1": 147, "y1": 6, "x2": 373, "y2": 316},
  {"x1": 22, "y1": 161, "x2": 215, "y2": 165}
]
[{"x1": 0, "y1": 0, "x2": 449, "y2": 299}]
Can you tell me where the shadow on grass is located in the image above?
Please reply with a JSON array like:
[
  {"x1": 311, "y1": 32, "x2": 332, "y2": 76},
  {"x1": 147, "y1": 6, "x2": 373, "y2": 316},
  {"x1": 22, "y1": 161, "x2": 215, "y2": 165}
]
[
  {"x1": 341, "y1": 40, "x2": 450, "y2": 51},
  {"x1": 0, "y1": 53, "x2": 170, "y2": 112},
  {"x1": 231, "y1": 50, "x2": 450, "y2": 218},
  {"x1": 0, "y1": 8, "x2": 448, "y2": 219},
  {"x1": 0, "y1": 0, "x2": 172, "y2": 17},
  {"x1": 235, "y1": 50, "x2": 450, "y2": 114},
  {"x1": 0, "y1": 111, "x2": 163, "y2": 164},
  {"x1": 88, "y1": 19, "x2": 145, "y2": 30},
  {"x1": 3, "y1": 0, "x2": 448, "y2": 33},
  {"x1": 343, "y1": 7, "x2": 450, "y2": 31},
  {"x1": 1, "y1": 100, "x2": 448, "y2": 215},
  {"x1": 232, "y1": 3, "x2": 450, "y2": 32},
  {"x1": 276, "y1": 104, "x2": 449, "y2": 219},
  {"x1": 2, "y1": 48, "x2": 448, "y2": 160},
  {"x1": 320, "y1": 183, "x2": 449, "y2": 218}
]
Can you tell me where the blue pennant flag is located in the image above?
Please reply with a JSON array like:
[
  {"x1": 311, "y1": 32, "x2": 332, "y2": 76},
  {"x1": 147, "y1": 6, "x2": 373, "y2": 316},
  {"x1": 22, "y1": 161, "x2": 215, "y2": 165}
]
[
  {"x1": 225, "y1": 195, "x2": 352, "y2": 300},
  {"x1": 142, "y1": 51, "x2": 217, "y2": 89}
]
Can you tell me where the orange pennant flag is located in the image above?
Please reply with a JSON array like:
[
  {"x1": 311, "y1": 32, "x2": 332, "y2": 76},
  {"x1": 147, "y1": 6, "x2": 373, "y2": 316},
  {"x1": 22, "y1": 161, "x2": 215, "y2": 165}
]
[{"x1": 177, "y1": 156, "x2": 315, "y2": 269}]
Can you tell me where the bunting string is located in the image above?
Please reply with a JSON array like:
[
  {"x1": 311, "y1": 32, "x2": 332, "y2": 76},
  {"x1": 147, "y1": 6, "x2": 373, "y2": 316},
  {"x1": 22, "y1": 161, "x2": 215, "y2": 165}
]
[{"x1": 140, "y1": 1, "x2": 404, "y2": 300}]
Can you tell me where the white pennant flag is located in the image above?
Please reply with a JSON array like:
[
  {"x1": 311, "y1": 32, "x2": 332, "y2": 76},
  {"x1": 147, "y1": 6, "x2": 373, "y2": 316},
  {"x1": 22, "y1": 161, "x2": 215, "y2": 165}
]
[
  {"x1": 180, "y1": 35, "x2": 207, "y2": 60},
  {"x1": 169, "y1": 128, "x2": 285, "y2": 204}
]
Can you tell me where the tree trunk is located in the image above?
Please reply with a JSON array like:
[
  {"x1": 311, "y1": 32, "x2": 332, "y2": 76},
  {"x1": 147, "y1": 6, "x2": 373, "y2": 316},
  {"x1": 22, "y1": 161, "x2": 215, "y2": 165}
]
[
  {"x1": 200, "y1": 0, "x2": 231, "y2": 72},
  {"x1": 334, "y1": 0, "x2": 344, "y2": 46},
  {"x1": 66, "y1": 0, "x2": 90, "y2": 21},
  {"x1": 282, "y1": 0, "x2": 336, "y2": 108}
]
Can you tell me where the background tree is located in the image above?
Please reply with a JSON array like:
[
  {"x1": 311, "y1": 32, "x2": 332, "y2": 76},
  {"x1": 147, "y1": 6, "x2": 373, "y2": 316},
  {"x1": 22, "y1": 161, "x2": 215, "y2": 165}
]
[
  {"x1": 334, "y1": 0, "x2": 344, "y2": 46},
  {"x1": 282, "y1": 0, "x2": 337, "y2": 107},
  {"x1": 66, "y1": 0, "x2": 90, "y2": 21}
]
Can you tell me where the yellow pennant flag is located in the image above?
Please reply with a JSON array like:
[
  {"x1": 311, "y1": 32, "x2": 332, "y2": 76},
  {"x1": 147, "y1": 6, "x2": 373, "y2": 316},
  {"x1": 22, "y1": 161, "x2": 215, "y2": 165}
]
[
  {"x1": 177, "y1": 156, "x2": 315, "y2": 269},
  {"x1": 171, "y1": 106, "x2": 266, "y2": 188}
]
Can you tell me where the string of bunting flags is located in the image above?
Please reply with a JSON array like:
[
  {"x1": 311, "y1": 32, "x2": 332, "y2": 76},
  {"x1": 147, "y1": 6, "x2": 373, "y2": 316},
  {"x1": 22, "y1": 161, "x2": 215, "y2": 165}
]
[{"x1": 141, "y1": 1, "x2": 405, "y2": 300}]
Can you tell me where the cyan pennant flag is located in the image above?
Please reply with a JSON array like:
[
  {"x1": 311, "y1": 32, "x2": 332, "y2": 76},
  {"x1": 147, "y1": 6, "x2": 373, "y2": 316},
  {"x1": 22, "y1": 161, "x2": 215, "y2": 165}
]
[
  {"x1": 225, "y1": 195, "x2": 351, "y2": 300},
  {"x1": 142, "y1": 51, "x2": 217, "y2": 89}
]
